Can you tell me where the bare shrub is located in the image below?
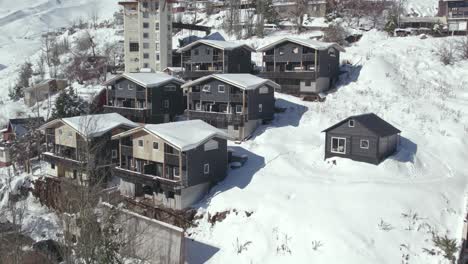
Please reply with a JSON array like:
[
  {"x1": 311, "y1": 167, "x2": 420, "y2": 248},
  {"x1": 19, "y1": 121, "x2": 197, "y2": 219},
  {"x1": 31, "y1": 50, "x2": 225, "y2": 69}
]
[
  {"x1": 311, "y1": 240, "x2": 323, "y2": 251},
  {"x1": 436, "y1": 41, "x2": 456, "y2": 65},
  {"x1": 234, "y1": 238, "x2": 252, "y2": 254},
  {"x1": 457, "y1": 35, "x2": 468, "y2": 60},
  {"x1": 323, "y1": 23, "x2": 347, "y2": 45},
  {"x1": 378, "y1": 219, "x2": 393, "y2": 231}
]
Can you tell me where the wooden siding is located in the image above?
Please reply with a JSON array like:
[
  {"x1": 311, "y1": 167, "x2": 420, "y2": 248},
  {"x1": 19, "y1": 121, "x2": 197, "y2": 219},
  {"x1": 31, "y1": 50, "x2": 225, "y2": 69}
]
[
  {"x1": 55, "y1": 123, "x2": 78, "y2": 148},
  {"x1": 131, "y1": 131, "x2": 165, "y2": 163}
]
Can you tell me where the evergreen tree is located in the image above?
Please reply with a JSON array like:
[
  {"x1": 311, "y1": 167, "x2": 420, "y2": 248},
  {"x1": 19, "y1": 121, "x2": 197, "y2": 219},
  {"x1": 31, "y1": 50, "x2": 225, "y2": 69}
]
[
  {"x1": 51, "y1": 88, "x2": 89, "y2": 119},
  {"x1": 9, "y1": 62, "x2": 33, "y2": 101},
  {"x1": 263, "y1": 0, "x2": 278, "y2": 24}
]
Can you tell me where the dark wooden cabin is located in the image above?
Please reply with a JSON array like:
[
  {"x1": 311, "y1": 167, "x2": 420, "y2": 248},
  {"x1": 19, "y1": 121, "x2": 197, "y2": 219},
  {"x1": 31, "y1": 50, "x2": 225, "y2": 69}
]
[{"x1": 322, "y1": 113, "x2": 401, "y2": 165}]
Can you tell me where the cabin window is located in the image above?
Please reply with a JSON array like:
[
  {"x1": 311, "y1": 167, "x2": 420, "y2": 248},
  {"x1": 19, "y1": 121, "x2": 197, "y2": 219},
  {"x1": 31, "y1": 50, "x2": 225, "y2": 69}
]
[
  {"x1": 143, "y1": 22, "x2": 149, "y2": 28},
  {"x1": 67, "y1": 131, "x2": 73, "y2": 138},
  {"x1": 218, "y1": 85, "x2": 225, "y2": 93},
  {"x1": 50, "y1": 163, "x2": 55, "y2": 169},
  {"x1": 236, "y1": 105, "x2": 243, "y2": 113},
  {"x1": 234, "y1": 125, "x2": 239, "y2": 130},
  {"x1": 167, "y1": 191, "x2": 175, "y2": 199},
  {"x1": 142, "y1": 12, "x2": 149, "y2": 18},
  {"x1": 259, "y1": 104, "x2": 263, "y2": 113},
  {"x1": 292, "y1": 47, "x2": 299, "y2": 54},
  {"x1": 138, "y1": 140, "x2": 144, "y2": 147},
  {"x1": 112, "y1": 149, "x2": 118, "y2": 159},
  {"x1": 143, "y1": 33, "x2": 149, "y2": 39},
  {"x1": 194, "y1": 49, "x2": 199, "y2": 56},
  {"x1": 328, "y1": 48, "x2": 336, "y2": 57},
  {"x1": 155, "y1": 43, "x2": 159, "y2": 51},
  {"x1": 142, "y1": 1, "x2": 148, "y2": 8},
  {"x1": 206, "y1": 48, "x2": 211, "y2": 55},
  {"x1": 202, "y1": 85, "x2": 211, "y2": 92},
  {"x1": 279, "y1": 47, "x2": 285, "y2": 55},
  {"x1": 128, "y1": 84, "x2": 135, "y2": 90},
  {"x1": 164, "y1": 100, "x2": 170, "y2": 108},
  {"x1": 174, "y1": 168, "x2": 180, "y2": 177},
  {"x1": 155, "y1": 22, "x2": 159, "y2": 30},
  {"x1": 259, "y1": 86, "x2": 268, "y2": 94},
  {"x1": 348, "y1": 120, "x2": 355, "y2": 127},
  {"x1": 331, "y1": 137, "x2": 346, "y2": 154},
  {"x1": 58, "y1": 129, "x2": 63, "y2": 135},
  {"x1": 165, "y1": 85, "x2": 176, "y2": 91},
  {"x1": 360, "y1": 140, "x2": 369, "y2": 149},
  {"x1": 143, "y1": 53, "x2": 149, "y2": 59},
  {"x1": 143, "y1": 43, "x2": 149, "y2": 49},
  {"x1": 129, "y1": 42, "x2": 139, "y2": 52},
  {"x1": 204, "y1": 163, "x2": 210, "y2": 174},
  {"x1": 204, "y1": 139, "x2": 219, "y2": 151},
  {"x1": 195, "y1": 102, "x2": 201, "y2": 111},
  {"x1": 156, "y1": 53, "x2": 160, "y2": 60},
  {"x1": 143, "y1": 63, "x2": 149, "y2": 68},
  {"x1": 153, "y1": 142, "x2": 159, "y2": 150}
]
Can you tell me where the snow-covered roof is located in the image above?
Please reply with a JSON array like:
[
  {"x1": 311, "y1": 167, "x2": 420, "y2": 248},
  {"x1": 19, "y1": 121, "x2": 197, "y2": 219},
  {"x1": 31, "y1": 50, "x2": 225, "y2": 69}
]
[
  {"x1": 177, "y1": 39, "x2": 255, "y2": 53},
  {"x1": 163, "y1": 67, "x2": 185, "y2": 72},
  {"x1": 181, "y1": 74, "x2": 281, "y2": 90},
  {"x1": 257, "y1": 37, "x2": 346, "y2": 52},
  {"x1": 40, "y1": 113, "x2": 139, "y2": 138},
  {"x1": 112, "y1": 120, "x2": 227, "y2": 151},
  {"x1": 322, "y1": 113, "x2": 401, "y2": 137},
  {"x1": 104, "y1": 72, "x2": 185, "y2": 88}
]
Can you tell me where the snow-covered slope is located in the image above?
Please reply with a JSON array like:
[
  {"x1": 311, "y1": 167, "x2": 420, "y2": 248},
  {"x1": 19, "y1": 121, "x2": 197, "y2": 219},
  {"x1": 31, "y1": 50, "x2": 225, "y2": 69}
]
[
  {"x1": 187, "y1": 31, "x2": 468, "y2": 264},
  {"x1": 406, "y1": 0, "x2": 438, "y2": 16}
]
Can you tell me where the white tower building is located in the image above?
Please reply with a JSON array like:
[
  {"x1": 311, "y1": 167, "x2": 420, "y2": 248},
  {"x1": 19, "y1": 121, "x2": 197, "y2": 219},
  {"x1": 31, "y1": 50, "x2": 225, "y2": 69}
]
[{"x1": 119, "y1": 0, "x2": 173, "y2": 73}]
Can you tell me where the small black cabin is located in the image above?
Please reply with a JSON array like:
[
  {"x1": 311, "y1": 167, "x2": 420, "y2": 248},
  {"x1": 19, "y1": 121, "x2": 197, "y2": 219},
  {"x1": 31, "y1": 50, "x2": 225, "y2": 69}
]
[{"x1": 322, "y1": 113, "x2": 401, "y2": 165}]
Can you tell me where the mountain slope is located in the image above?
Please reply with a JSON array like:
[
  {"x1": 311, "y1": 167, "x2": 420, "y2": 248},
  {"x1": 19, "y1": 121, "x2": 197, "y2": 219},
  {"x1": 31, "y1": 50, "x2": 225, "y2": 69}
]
[{"x1": 187, "y1": 31, "x2": 468, "y2": 264}]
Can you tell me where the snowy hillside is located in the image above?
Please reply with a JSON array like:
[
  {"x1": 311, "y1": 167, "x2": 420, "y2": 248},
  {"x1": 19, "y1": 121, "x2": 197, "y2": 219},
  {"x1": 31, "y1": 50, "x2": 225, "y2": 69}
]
[
  {"x1": 187, "y1": 31, "x2": 468, "y2": 264},
  {"x1": 406, "y1": 0, "x2": 438, "y2": 16}
]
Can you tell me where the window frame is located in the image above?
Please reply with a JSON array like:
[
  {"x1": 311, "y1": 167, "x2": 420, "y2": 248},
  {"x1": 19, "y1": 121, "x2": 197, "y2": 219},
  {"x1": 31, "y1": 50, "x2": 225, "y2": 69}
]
[
  {"x1": 218, "y1": 85, "x2": 225, "y2": 93},
  {"x1": 143, "y1": 22, "x2": 149, "y2": 28},
  {"x1": 330, "y1": 137, "x2": 346, "y2": 154},
  {"x1": 112, "y1": 149, "x2": 118, "y2": 159},
  {"x1": 235, "y1": 105, "x2": 243, "y2": 114},
  {"x1": 348, "y1": 119, "x2": 355, "y2": 127},
  {"x1": 360, "y1": 139, "x2": 370, "y2": 149},
  {"x1": 202, "y1": 85, "x2": 211, "y2": 92},
  {"x1": 153, "y1": 141, "x2": 159, "y2": 150},
  {"x1": 138, "y1": 140, "x2": 144, "y2": 148},
  {"x1": 203, "y1": 163, "x2": 210, "y2": 174},
  {"x1": 258, "y1": 104, "x2": 263, "y2": 113},
  {"x1": 195, "y1": 102, "x2": 201, "y2": 111},
  {"x1": 128, "y1": 84, "x2": 135, "y2": 90}
]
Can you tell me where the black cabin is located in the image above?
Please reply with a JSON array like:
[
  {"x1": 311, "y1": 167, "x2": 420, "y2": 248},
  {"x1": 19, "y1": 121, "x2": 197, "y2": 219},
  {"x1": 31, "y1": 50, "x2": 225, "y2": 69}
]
[{"x1": 322, "y1": 113, "x2": 401, "y2": 165}]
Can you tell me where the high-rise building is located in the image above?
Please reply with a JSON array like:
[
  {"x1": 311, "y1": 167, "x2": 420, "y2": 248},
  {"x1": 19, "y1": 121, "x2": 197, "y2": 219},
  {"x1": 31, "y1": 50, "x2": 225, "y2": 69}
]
[{"x1": 119, "y1": 0, "x2": 173, "y2": 73}]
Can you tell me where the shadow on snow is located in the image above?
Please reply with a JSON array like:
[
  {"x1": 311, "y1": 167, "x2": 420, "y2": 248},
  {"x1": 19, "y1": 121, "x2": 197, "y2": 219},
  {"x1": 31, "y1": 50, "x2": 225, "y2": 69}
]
[
  {"x1": 185, "y1": 238, "x2": 220, "y2": 264},
  {"x1": 390, "y1": 136, "x2": 418, "y2": 163}
]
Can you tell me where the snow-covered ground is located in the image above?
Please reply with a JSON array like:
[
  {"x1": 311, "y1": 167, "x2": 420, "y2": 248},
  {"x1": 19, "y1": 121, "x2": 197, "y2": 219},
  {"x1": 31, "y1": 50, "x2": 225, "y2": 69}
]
[
  {"x1": 187, "y1": 31, "x2": 468, "y2": 264},
  {"x1": 406, "y1": 0, "x2": 438, "y2": 17}
]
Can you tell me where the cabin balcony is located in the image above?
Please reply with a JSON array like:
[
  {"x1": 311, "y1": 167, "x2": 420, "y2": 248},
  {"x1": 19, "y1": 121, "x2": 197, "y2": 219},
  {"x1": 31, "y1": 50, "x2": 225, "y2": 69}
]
[
  {"x1": 103, "y1": 105, "x2": 151, "y2": 119},
  {"x1": 263, "y1": 54, "x2": 316, "y2": 63},
  {"x1": 42, "y1": 146, "x2": 86, "y2": 168},
  {"x1": 186, "y1": 110, "x2": 247, "y2": 124},
  {"x1": 107, "y1": 90, "x2": 146, "y2": 100},
  {"x1": 164, "y1": 153, "x2": 187, "y2": 168},
  {"x1": 112, "y1": 166, "x2": 183, "y2": 190},
  {"x1": 258, "y1": 71, "x2": 316, "y2": 80},
  {"x1": 189, "y1": 92, "x2": 243, "y2": 103}
]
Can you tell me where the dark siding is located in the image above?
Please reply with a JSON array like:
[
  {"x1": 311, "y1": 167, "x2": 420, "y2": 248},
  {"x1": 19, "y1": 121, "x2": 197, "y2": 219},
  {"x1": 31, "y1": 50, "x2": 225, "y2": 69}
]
[
  {"x1": 196, "y1": 79, "x2": 241, "y2": 102},
  {"x1": 273, "y1": 42, "x2": 305, "y2": 63},
  {"x1": 113, "y1": 79, "x2": 144, "y2": 99},
  {"x1": 324, "y1": 119, "x2": 380, "y2": 164},
  {"x1": 185, "y1": 137, "x2": 228, "y2": 187},
  {"x1": 190, "y1": 44, "x2": 216, "y2": 63},
  {"x1": 378, "y1": 134, "x2": 398, "y2": 159},
  {"x1": 247, "y1": 85, "x2": 275, "y2": 121},
  {"x1": 318, "y1": 48, "x2": 340, "y2": 81},
  {"x1": 149, "y1": 81, "x2": 184, "y2": 123},
  {"x1": 226, "y1": 48, "x2": 252, "y2": 73}
]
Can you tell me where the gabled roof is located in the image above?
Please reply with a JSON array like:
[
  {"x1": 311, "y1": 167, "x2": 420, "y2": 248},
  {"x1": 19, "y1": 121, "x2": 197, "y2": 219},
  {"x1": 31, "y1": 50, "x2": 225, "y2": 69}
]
[
  {"x1": 176, "y1": 39, "x2": 255, "y2": 53},
  {"x1": 103, "y1": 72, "x2": 185, "y2": 88},
  {"x1": 112, "y1": 120, "x2": 227, "y2": 151},
  {"x1": 257, "y1": 37, "x2": 346, "y2": 52},
  {"x1": 181, "y1": 74, "x2": 281, "y2": 90},
  {"x1": 40, "y1": 113, "x2": 138, "y2": 138},
  {"x1": 322, "y1": 113, "x2": 401, "y2": 137}
]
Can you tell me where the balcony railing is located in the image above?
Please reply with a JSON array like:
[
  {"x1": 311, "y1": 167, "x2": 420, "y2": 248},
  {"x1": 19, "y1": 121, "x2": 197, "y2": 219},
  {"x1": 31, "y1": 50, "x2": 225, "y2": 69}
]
[
  {"x1": 103, "y1": 106, "x2": 151, "y2": 119},
  {"x1": 188, "y1": 92, "x2": 243, "y2": 103},
  {"x1": 187, "y1": 110, "x2": 246, "y2": 124},
  {"x1": 164, "y1": 153, "x2": 186, "y2": 168},
  {"x1": 258, "y1": 71, "x2": 316, "y2": 80},
  {"x1": 107, "y1": 90, "x2": 146, "y2": 100},
  {"x1": 182, "y1": 70, "x2": 222, "y2": 79},
  {"x1": 112, "y1": 167, "x2": 182, "y2": 190}
]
